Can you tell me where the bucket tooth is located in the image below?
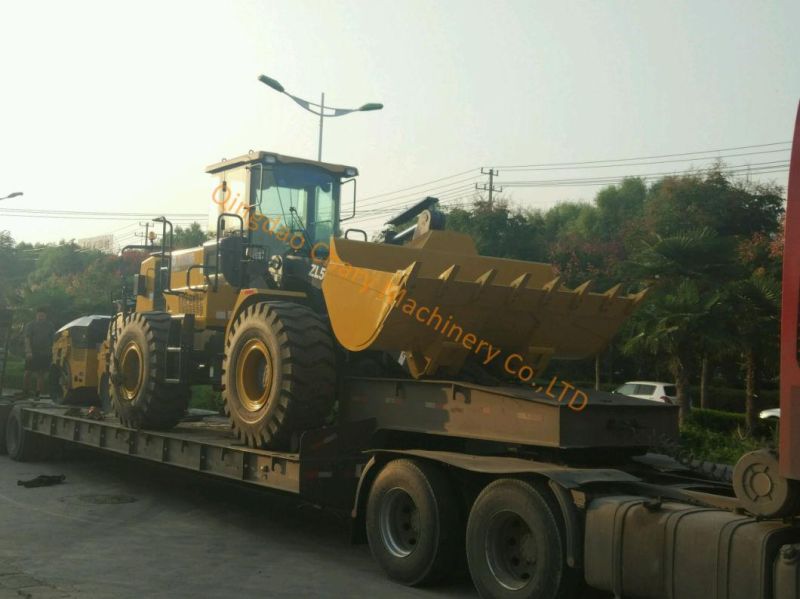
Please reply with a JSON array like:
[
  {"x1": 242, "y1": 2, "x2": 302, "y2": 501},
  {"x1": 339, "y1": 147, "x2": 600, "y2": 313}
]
[
  {"x1": 399, "y1": 261, "x2": 421, "y2": 289},
  {"x1": 435, "y1": 264, "x2": 460, "y2": 299},
  {"x1": 539, "y1": 276, "x2": 561, "y2": 306},
  {"x1": 600, "y1": 283, "x2": 622, "y2": 312},
  {"x1": 569, "y1": 280, "x2": 593, "y2": 309},
  {"x1": 542, "y1": 276, "x2": 561, "y2": 292},
  {"x1": 472, "y1": 269, "x2": 497, "y2": 299},
  {"x1": 509, "y1": 273, "x2": 532, "y2": 304},
  {"x1": 625, "y1": 287, "x2": 650, "y2": 313}
]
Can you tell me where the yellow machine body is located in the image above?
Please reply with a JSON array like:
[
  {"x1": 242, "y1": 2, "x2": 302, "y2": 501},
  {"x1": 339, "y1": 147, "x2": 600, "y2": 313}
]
[
  {"x1": 134, "y1": 249, "x2": 240, "y2": 330},
  {"x1": 323, "y1": 230, "x2": 646, "y2": 378},
  {"x1": 51, "y1": 315, "x2": 111, "y2": 401}
]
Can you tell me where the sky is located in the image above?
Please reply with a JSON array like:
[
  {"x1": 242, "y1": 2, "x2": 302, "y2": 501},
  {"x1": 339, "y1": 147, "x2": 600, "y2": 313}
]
[{"x1": 0, "y1": 0, "x2": 798, "y2": 246}]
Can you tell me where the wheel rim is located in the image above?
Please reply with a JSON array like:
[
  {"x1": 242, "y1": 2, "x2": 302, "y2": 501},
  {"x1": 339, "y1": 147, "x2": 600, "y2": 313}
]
[
  {"x1": 237, "y1": 338, "x2": 273, "y2": 412},
  {"x1": 119, "y1": 342, "x2": 144, "y2": 401},
  {"x1": 485, "y1": 510, "x2": 537, "y2": 591},
  {"x1": 379, "y1": 487, "x2": 421, "y2": 558}
]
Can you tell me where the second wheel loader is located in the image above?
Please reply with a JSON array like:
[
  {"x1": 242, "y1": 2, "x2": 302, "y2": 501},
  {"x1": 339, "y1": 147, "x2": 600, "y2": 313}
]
[{"x1": 103, "y1": 151, "x2": 645, "y2": 448}]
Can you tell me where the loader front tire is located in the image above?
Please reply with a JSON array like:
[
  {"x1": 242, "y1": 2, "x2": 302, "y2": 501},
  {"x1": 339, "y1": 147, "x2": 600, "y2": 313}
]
[
  {"x1": 109, "y1": 312, "x2": 189, "y2": 430},
  {"x1": 222, "y1": 301, "x2": 336, "y2": 449}
]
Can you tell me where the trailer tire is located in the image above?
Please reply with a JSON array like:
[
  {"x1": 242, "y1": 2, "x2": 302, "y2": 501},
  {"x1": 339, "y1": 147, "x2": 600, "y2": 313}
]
[
  {"x1": 366, "y1": 459, "x2": 464, "y2": 586},
  {"x1": 466, "y1": 478, "x2": 579, "y2": 599},
  {"x1": 109, "y1": 312, "x2": 189, "y2": 429},
  {"x1": 5, "y1": 404, "x2": 44, "y2": 462},
  {"x1": 0, "y1": 402, "x2": 9, "y2": 455},
  {"x1": 222, "y1": 301, "x2": 336, "y2": 449}
]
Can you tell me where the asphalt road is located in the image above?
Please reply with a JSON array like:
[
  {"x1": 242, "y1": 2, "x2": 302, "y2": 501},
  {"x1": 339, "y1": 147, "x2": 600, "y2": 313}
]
[{"x1": 0, "y1": 449, "x2": 478, "y2": 599}]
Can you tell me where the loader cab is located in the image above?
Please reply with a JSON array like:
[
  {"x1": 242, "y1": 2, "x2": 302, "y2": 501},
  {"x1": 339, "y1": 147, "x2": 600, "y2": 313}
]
[{"x1": 206, "y1": 152, "x2": 358, "y2": 256}]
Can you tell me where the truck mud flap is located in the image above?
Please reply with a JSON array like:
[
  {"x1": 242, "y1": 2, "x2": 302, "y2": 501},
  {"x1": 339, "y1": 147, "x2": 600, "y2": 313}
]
[
  {"x1": 584, "y1": 495, "x2": 800, "y2": 599},
  {"x1": 298, "y1": 418, "x2": 376, "y2": 511}
]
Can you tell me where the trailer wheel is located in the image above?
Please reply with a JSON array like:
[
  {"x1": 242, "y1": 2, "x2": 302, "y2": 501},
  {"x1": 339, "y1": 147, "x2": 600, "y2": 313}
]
[
  {"x1": 109, "y1": 312, "x2": 189, "y2": 429},
  {"x1": 5, "y1": 404, "x2": 44, "y2": 462},
  {"x1": 366, "y1": 459, "x2": 464, "y2": 586},
  {"x1": 0, "y1": 402, "x2": 10, "y2": 455},
  {"x1": 466, "y1": 479, "x2": 579, "y2": 599},
  {"x1": 222, "y1": 301, "x2": 336, "y2": 448}
]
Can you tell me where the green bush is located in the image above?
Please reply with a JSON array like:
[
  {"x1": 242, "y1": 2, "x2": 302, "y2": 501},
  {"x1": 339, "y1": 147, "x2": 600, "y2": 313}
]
[
  {"x1": 684, "y1": 408, "x2": 745, "y2": 433},
  {"x1": 679, "y1": 421, "x2": 763, "y2": 465},
  {"x1": 1, "y1": 356, "x2": 25, "y2": 390},
  {"x1": 189, "y1": 385, "x2": 223, "y2": 412},
  {"x1": 690, "y1": 385, "x2": 778, "y2": 412}
]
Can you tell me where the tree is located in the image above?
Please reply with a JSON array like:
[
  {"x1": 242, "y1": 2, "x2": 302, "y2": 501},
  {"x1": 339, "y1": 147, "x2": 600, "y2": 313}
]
[
  {"x1": 725, "y1": 274, "x2": 781, "y2": 432},
  {"x1": 622, "y1": 228, "x2": 738, "y2": 420},
  {"x1": 446, "y1": 197, "x2": 548, "y2": 262},
  {"x1": 173, "y1": 222, "x2": 211, "y2": 249}
]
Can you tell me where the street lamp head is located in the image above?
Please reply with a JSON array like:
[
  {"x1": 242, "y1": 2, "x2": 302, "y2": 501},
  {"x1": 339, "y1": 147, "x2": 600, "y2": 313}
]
[
  {"x1": 258, "y1": 74, "x2": 285, "y2": 94},
  {"x1": 359, "y1": 103, "x2": 384, "y2": 112},
  {"x1": 8, "y1": 192, "x2": 22, "y2": 198}
]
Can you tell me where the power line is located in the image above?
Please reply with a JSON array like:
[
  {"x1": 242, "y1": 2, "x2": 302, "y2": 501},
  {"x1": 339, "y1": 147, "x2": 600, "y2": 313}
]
[
  {"x1": 357, "y1": 167, "x2": 479, "y2": 203},
  {"x1": 500, "y1": 160, "x2": 789, "y2": 188},
  {"x1": 357, "y1": 175, "x2": 482, "y2": 209},
  {"x1": 0, "y1": 207, "x2": 205, "y2": 218},
  {"x1": 348, "y1": 162, "x2": 789, "y2": 223},
  {"x1": 494, "y1": 147, "x2": 791, "y2": 172},
  {"x1": 492, "y1": 140, "x2": 792, "y2": 170}
]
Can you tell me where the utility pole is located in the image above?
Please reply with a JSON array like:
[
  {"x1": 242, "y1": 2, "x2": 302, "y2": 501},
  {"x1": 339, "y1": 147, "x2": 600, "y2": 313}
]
[
  {"x1": 136, "y1": 222, "x2": 151, "y2": 247},
  {"x1": 475, "y1": 168, "x2": 502, "y2": 207}
]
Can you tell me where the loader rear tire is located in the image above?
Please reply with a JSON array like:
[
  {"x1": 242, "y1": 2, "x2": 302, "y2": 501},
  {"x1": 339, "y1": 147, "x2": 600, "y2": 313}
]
[
  {"x1": 109, "y1": 312, "x2": 189, "y2": 430},
  {"x1": 222, "y1": 301, "x2": 336, "y2": 449}
]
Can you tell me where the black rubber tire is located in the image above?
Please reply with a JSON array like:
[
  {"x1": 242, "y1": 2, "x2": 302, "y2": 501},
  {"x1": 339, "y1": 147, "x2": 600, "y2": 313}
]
[
  {"x1": 222, "y1": 301, "x2": 336, "y2": 448},
  {"x1": 5, "y1": 404, "x2": 44, "y2": 462},
  {"x1": 109, "y1": 312, "x2": 189, "y2": 429},
  {"x1": 0, "y1": 402, "x2": 9, "y2": 455},
  {"x1": 98, "y1": 372, "x2": 112, "y2": 412},
  {"x1": 366, "y1": 459, "x2": 465, "y2": 586},
  {"x1": 466, "y1": 479, "x2": 580, "y2": 599}
]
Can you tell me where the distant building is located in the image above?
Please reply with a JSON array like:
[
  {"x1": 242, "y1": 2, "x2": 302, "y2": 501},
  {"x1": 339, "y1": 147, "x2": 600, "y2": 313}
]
[{"x1": 78, "y1": 234, "x2": 114, "y2": 253}]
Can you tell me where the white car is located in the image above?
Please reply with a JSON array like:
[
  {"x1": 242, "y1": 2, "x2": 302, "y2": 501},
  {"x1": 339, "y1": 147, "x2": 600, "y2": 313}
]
[
  {"x1": 759, "y1": 408, "x2": 780, "y2": 420},
  {"x1": 613, "y1": 381, "x2": 677, "y2": 404}
]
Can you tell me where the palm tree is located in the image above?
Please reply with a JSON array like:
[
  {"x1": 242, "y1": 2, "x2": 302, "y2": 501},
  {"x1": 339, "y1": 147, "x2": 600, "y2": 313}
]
[
  {"x1": 624, "y1": 281, "x2": 720, "y2": 421},
  {"x1": 725, "y1": 275, "x2": 780, "y2": 432},
  {"x1": 622, "y1": 228, "x2": 738, "y2": 422}
]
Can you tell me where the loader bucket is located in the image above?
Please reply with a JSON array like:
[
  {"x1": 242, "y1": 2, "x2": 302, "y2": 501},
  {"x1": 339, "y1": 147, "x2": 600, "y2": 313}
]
[{"x1": 322, "y1": 230, "x2": 646, "y2": 378}]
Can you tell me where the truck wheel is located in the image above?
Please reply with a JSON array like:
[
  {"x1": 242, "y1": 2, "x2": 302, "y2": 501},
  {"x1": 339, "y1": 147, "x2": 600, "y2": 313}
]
[
  {"x1": 222, "y1": 301, "x2": 336, "y2": 448},
  {"x1": 366, "y1": 459, "x2": 464, "y2": 586},
  {"x1": 466, "y1": 479, "x2": 579, "y2": 599},
  {"x1": 5, "y1": 404, "x2": 44, "y2": 462},
  {"x1": 109, "y1": 312, "x2": 189, "y2": 429}
]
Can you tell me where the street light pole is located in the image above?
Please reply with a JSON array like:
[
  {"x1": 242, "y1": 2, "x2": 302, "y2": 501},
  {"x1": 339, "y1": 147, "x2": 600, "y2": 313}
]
[
  {"x1": 318, "y1": 92, "x2": 325, "y2": 162},
  {"x1": 258, "y1": 74, "x2": 383, "y2": 162}
]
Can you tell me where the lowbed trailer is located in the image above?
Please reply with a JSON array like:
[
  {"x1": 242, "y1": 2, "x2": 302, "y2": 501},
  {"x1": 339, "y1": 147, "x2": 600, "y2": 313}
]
[{"x1": 3, "y1": 378, "x2": 800, "y2": 599}]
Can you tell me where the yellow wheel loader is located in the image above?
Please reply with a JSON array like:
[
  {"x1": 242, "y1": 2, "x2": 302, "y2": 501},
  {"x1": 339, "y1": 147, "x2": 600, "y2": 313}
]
[
  {"x1": 50, "y1": 315, "x2": 111, "y2": 407},
  {"x1": 103, "y1": 151, "x2": 644, "y2": 448}
]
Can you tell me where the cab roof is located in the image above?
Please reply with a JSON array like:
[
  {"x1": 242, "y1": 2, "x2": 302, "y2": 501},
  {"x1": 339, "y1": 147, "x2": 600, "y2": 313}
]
[{"x1": 205, "y1": 151, "x2": 358, "y2": 176}]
